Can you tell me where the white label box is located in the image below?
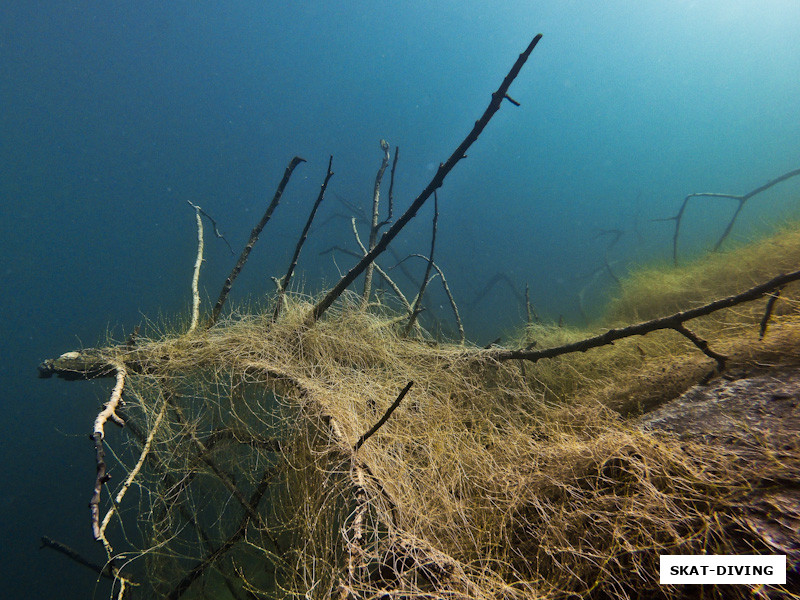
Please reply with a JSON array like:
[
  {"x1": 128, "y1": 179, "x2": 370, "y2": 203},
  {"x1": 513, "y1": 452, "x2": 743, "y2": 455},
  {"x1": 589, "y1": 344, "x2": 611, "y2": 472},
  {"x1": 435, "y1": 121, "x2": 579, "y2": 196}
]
[{"x1": 660, "y1": 555, "x2": 786, "y2": 584}]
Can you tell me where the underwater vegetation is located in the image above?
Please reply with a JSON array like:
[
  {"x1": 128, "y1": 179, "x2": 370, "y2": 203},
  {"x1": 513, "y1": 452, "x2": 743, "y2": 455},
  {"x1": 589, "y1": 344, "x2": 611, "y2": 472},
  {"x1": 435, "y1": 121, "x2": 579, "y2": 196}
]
[{"x1": 37, "y1": 35, "x2": 800, "y2": 600}]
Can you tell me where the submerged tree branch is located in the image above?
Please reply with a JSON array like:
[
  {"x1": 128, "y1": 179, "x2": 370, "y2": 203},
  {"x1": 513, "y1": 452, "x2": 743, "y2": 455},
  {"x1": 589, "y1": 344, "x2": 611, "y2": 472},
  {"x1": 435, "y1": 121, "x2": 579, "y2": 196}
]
[
  {"x1": 354, "y1": 381, "x2": 414, "y2": 453},
  {"x1": 305, "y1": 34, "x2": 543, "y2": 326},
  {"x1": 661, "y1": 167, "x2": 800, "y2": 265},
  {"x1": 404, "y1": 192, "x2": 438, "y2": 336},
  {"x1": 91, "y1": 362, "x2": 126, "y2": 543},
  {"x1": 187, "y1": 202, "x2": 204, "y2": 332},
  {"x1": 274, "y1": 156, "x2": 334, "y2": 321},
  {"x1": 209, "y1": 156, "x2": 306, "y2": 327},
  {"x1": 363, "y1": 140, "x2": 391, "y2": 306},
  {"x1": 487, "y1": 268, "x2": 800, "y2": 364},
  {"x1": 407, "y1": 253, "x2": 465, "y2": 344}
]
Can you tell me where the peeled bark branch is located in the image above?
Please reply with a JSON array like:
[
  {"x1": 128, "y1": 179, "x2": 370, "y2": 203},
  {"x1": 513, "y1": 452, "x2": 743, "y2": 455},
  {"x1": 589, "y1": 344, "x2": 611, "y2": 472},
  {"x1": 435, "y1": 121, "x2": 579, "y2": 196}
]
[{"x1": 91, "y1": 363, "x2": 126, "y2": 542}]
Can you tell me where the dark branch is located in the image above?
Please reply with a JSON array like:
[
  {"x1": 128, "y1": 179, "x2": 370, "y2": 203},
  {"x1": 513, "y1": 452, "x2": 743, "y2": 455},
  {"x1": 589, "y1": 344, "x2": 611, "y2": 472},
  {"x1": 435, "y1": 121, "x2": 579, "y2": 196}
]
[
  {"x1": 663, "y1": 168, "x2": 800, "y2": 265},
  {"x1": 305, "y1": 34, "x2": 543, "y2": 325},
  {"x1": 187, "y1": 200, "x2": 235, "y2": 256},
  {"x1": 209, "y1": 156, "x2": 306, "y2": 327},
  {"x1": 40, "y1": 536, "x2": 116, "y2": 580},
  {"x1": 488, "y1": 268, "x2": 800, "y2": 364},
  {"x1": 760, "y1": 288, "x2": 783, "y2": 339},
  {"x1": 353, "y1": 381, "x2": 414, "y2": 453},
  {"x1": 89, "y1": 431, "x2": 110, "y2": 541},
  {"x1": 468, "y1": 272, "x2": 526, "y2": 314},
  {"x1": 672, "y1": 322, "x2": 726, "y2": 372},
  {"x1": 273, "y1": 156, "x2": 334, "y2": 320},
  {"x1": 407, "y1": 253, "x2": 464, "y2": 344},
  {"x1": 404, "y1": 192, "x2": 438, "y2": 335}
]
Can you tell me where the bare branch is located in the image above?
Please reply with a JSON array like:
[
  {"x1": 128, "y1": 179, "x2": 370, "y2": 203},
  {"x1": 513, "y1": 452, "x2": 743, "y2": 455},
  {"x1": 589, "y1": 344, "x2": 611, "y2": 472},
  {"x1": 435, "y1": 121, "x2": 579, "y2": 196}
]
[
  {"x1": 405, "y1": 192, "x2": 438, "y2": 335},
  {"x1": 353, "y1": 381, "x2": 414, "y2": 453},
  {"x1": 274, "y1": 156, "x2": 334, "y2": 320},
  {"x1": 186, "y1": 202, "x2": 204, "y2": 332},
  {"x1": 487, "y1": 268, "x2": 800, "y2": 364},
  {"x1": 760, "y1": 288, "x2": 783, "y2": 339},
  {"x1": 363, "y1": 140, "x2": 391, "y2": 306},
  {"x1": 209, "y1": 156, "x2": 306, "y2": 326},
  {"x1": 663, "y1": 168, "x2": 800, "y2": 265},
  {"x1": 305, "y1": 34, "x2": 543, "y2": 325}
]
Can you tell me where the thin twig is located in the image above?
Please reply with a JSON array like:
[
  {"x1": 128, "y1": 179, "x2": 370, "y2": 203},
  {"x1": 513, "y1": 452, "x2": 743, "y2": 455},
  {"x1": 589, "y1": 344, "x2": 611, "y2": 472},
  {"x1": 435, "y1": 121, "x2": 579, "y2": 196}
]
[
  {"x1": 468, "y1": 272, "x2": 526, "y2": 314},
  {"x1": 351, "y1": 218, "x2": 413, "y2": 313},
  {"x1": 378, "y1": 145, "x2": 400, "y2": 230},
  {"x1": 353, "y1": 381, "x2": 414, "y2": 453},
  {"x1": 363, "y1": 140, "x2": 391, "y2": 306},
  {"x1": 405, "y1": 191, "x2": 438, "y2": 335},
  {"x1": 760, "y1": 287, "x2": 783, "y2": 339},
  {"x1": 40, "y1": 536, "x2": 115, "y2": 580},
  {"x1": 99, "y1": 392, "x2": 169, "y2": 545},
  {"x1": 166, "y1": 464, "x2": 282, "y2": 600},
  {"x1": 408, "y1": 253, "x2": 464, "y2": 343},
  {"x1": 188, "y1": 201, "x2": 234, "y2": 255}
]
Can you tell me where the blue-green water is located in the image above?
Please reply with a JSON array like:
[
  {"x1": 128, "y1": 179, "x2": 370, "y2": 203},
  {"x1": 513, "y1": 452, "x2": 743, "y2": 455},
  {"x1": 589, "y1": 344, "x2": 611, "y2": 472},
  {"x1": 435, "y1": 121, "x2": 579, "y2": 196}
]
[{"x1": 2, "y1": 2, "x2": 799, "y2": 597}]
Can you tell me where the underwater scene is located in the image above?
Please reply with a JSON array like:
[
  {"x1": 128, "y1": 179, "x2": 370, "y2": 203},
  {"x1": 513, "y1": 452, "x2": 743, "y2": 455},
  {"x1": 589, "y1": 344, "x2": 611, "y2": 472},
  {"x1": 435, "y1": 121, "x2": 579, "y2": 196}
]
[{"x1": 2, "y1": 2, "x2": 800, "y2": 599}]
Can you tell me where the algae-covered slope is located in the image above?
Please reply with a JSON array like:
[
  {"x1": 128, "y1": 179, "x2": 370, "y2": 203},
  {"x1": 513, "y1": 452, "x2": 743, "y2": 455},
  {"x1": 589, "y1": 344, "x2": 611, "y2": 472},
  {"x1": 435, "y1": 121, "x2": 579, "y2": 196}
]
[
  {"x1": 510, "y1": 222, "x2": 800, "y2": 417},
  {"x1": 39, "y1": 222, "x2": 800, "y2": 599},
  {"x1": 608, "y1": 222, "x2": 800, "y2": 323}
]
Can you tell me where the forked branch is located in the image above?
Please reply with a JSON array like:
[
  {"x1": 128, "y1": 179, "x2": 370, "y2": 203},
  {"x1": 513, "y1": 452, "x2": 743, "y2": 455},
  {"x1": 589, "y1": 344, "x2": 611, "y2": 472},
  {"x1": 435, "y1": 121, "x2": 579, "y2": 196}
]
[
  {"x1": 661, "y1": 167, "x2": 800, "y2": 265},
  {"x1": 487, "y1": 268, "x2": 800, "y2": 365}
]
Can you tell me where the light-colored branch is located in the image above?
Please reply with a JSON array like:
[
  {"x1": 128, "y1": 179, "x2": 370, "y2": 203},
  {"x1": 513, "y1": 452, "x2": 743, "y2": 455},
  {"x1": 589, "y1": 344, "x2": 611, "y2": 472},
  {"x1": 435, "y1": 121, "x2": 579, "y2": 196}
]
[
  {"x1": 351, "y1": 218, "x2": 413, "y2": 313},
  {"x1": 187, "y1": 203, "x2": 204, "y2": 332},
  {"x1": 91, "y1": 362, "x2": 127, "y2": 545},
  {"x1": 362, "y1": 140, "x2": 391, "y2": 306},
  {"x1": 99, "y1": 393, "x2": 168, "y2": 545},
  {"x1": 408, "y1": 253, "x2": 464, "y2": 344}
]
